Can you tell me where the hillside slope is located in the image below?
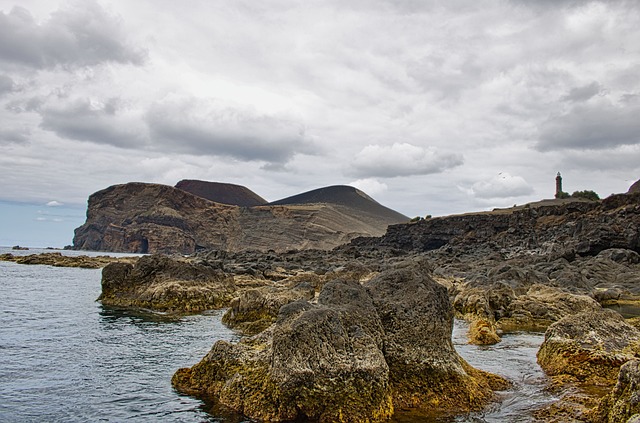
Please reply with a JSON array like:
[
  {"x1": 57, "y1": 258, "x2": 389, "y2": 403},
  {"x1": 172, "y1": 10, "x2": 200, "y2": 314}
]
[
  {"x1": 72, "y1": 182, "x2": 408, "y2": 254},
  {"x1": 175, "y1": 179, "x2": 267, "y2": 206}
]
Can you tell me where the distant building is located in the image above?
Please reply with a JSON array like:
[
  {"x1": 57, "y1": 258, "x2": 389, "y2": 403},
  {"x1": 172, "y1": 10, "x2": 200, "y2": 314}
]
[{"x1": 555, "y1": 172, "x2": 563, "y2": 198}]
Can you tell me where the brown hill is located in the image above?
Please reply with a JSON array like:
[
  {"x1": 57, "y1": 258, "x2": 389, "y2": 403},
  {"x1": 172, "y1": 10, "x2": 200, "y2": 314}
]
[
  {"x1": 270, "y1": 185, "x2": 408, "y2": 224},
  {"x1": 175, "y1": 179, "x2": 267, "y2": 206},
  {"x1": 72, "y1": 182, "x2": 408, "y2": 254}
]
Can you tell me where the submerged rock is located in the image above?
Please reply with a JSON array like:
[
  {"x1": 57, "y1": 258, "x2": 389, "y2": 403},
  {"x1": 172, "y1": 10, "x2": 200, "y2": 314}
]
[
  {"x1": 537, "y1": 309, "x2": 640, "y2": 386},
  {"x1": 173, "y1": 260, "x2": 508, "y2": 422},
  {"x1": 99, "y1": 254, "x2": 236, "y2": 312}
]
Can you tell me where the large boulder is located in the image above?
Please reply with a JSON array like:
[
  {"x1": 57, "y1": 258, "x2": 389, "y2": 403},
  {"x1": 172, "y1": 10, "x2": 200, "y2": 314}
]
[
  {"x1": 537, "y1": 309, "x2": 640, "y2": 386},
  {"x1": 173, "y1": 260, "x2": 508, "y2": 421},
  {"x1": 174, "y1": 279, "x2": 393, "y2": 422},
  {"x1": 99, "y1": 254, "x2": 236, "y2": 312},
  {"x1": 365, "y1": 259, "x2": 509, "y2": 411}
]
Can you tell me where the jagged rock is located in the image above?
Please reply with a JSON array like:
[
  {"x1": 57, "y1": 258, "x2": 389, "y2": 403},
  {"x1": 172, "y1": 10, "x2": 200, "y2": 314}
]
[
  {"x1": 73, "y1": 182, "x2": 407, "y2": 254},
  {"x1": 173, "y1": 261, "x2": 508, "y2": 422},
  {"x1": 99, "y1": 254, "x2": 236, "y2": 312},
  {"x1": 352, "y1": 193, "x2": 640, "y2": 257},
  {"x1": 591, "y1": 360, "x2": 640, "y2": 423},
  {"x1": 537, "y1": 309, "x2": 640, "y2": 386}
]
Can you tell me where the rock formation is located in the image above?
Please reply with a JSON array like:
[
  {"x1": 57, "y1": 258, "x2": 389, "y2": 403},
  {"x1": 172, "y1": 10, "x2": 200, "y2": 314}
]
[
  {"x1": 352, "y1": 192, "x2": 640, "y2": 258},
  {"x1": 99, "y1": 254, "x2": 236, "y2": 312},
  {"x1": 72, "y1": 182, "x2": 408, "y2": 254},
  {"x1": 172, "y1": 260, "x2": 508, "y2": 422},
  {"x1": 591, "y1": 360, "x2": 640, "y2": 423},
  {"x1": 537, "y1": 309, "x2": 640, "y2": 386}
]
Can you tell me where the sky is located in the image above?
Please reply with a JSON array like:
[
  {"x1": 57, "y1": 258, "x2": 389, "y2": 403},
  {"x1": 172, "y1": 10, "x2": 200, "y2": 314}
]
[{"x1": 1, "y1": 0, "x2": 640, "y2": 247}]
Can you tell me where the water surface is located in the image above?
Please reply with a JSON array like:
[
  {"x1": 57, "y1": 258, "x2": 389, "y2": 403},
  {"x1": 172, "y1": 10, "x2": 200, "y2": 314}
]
[{"x1": 0, "y1": 248, "x2": 555, "y2": 422}]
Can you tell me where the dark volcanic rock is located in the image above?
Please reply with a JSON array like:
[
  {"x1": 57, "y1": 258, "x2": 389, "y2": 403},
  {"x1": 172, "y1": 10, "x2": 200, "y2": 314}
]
[
  {"x1": 353, "y1": 193, "x2": 640, "y2": 257},
  {"x1": 73, "y1": 182, "x2": 408, "y2": 254},
  {"x1": 175, "y1": 179, "x2": 267, "y2": 206},
  {"x1": 99, "y1": 254, "x2": 236, "y2": 312}
]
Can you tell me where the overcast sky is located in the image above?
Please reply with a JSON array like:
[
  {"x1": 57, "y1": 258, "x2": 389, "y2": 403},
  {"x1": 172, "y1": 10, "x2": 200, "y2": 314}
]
[{"x1": 1, "y1": 0, "x2": 639, "y2": 247}]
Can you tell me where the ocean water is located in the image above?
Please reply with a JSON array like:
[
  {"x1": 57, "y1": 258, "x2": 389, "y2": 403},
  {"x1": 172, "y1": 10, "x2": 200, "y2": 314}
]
[{"x1": 0, "y1": 248, "x2": 554, "y2": 422}]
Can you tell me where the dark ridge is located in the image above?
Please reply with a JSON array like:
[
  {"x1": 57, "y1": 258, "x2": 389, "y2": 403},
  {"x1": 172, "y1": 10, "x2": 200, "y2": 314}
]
[
  {"x1": 628, "y1": 178, "x2": 640, "y2": 194},
  {"x1": 270, "y1": 185, "x2": 408, "y2": 222},
  {"x1": 175, "y1": 180, "x2": 268, "y2": 207}
]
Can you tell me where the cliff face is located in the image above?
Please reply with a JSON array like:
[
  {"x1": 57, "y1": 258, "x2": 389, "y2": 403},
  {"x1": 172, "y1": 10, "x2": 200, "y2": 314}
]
[
  {"x1": 72, "y1": 182, "x2": 408, "y2": 254},
  {"x1": 352, "y1": 194, "x2": 640, "y2": 257}
]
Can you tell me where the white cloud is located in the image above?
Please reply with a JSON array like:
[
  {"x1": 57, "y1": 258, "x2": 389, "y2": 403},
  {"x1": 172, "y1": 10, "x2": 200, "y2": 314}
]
[
  {"x1": 466, "y1": 173, "x2": 534, "y2": 200},
  {"x1": 351, "y1": 143, "x2": 463, "y2": 178},
  {"x1": 46, "y1": 200, "x2": 63, "y2": 207},
  {"x1": 348, "y1": 178, "x2": 388, "y2": 197}
]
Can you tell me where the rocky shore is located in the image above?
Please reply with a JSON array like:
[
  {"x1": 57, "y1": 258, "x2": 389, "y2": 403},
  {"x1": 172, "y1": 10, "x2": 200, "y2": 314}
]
[
  {"x1": 0, "y1": 252, "x2": 137, "y2": 268},
  {"x1": 9, "y1": 184, "x2": 640, "y2": 421}
]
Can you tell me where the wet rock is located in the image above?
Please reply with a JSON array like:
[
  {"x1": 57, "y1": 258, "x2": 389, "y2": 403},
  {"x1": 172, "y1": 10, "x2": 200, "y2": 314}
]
[
  {"x1": 99, "y1": 254, "x2": 236, "y2": 312},
  {"x1": 468, "y1": 318, "x2": 501, "y2": 345},
  {"x1": 591, "y1": 360, "x2": 640, "y2": 423},
  {"x1": 537, "y1": 309, "x2": 640, "y2": 386},
  {"x1": 174, "y1": 279, "x2": 393, "y2": 422},
  {"x1": 173, "y1": 260, "x2": 508, "y2": 422},
  {"x1": 365, "y1": 258, "x2": 509, "y2": 412}
]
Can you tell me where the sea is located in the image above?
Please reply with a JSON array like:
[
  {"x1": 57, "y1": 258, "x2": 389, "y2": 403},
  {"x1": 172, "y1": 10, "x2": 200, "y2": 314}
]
[{"x1": 0, "y1": 247, "x2": 558, "y2": 423}]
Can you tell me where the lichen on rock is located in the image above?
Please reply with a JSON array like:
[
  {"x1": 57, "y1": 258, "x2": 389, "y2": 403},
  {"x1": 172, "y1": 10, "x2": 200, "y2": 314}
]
[
  {"x1": 173, "y1": 259, "x2": 508, "y2": 422},
  {"x1": 537, "y1": 309, "x2": 640, "y2": 387},
  {"x1": 99, "y1": 254, "x2": 236, "y2": 312}
]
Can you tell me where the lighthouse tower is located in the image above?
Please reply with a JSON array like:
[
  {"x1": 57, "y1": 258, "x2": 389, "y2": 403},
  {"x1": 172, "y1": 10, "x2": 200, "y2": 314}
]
[{"x1": 555, "y1": 172, "x2": 563, "y2": 198}]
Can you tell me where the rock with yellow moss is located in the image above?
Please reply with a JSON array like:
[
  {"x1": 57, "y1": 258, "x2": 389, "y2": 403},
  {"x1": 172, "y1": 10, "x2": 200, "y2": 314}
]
[
  {"x1": 173, "y1": 260, "x2": 509, "y2": 421},
  {"x1": 99, "y1": 254, "x2": 236, "y2": 312},
  {"x1": 537, "y1": 309, "x2": 640, "y2": 386}
]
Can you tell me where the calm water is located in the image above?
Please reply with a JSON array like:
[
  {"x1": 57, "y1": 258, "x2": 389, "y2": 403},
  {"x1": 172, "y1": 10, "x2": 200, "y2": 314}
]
[{"x1": 0, "y1": 248, "x2": 555, "y2": 422}]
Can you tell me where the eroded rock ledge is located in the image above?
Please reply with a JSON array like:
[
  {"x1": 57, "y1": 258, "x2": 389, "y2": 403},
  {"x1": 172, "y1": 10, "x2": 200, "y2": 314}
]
[{"x1": 172, "y1": 259, "x2": 509, "y2": 422}]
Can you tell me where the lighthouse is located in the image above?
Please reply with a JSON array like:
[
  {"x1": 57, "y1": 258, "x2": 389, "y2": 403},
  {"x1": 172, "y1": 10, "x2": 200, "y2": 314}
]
[{"x1": 555, "y1": 172, "x2": 563, "y2": 198}]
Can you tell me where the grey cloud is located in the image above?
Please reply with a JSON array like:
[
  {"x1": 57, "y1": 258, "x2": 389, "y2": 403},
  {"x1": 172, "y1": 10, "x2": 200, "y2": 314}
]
[
  {"x1": 0, "y1": 3, "x2": 146, "y2": 70},
  {"x1": 146, "y1": 97, "x2": 314, "y2": 164},
  {"x1": 0, "y1": 126, "x2": 30, "y2": 144},
  {"x1": 0, "y1": 75, "x2": 16, "y2": 96},
  {"x1": 537, "y1": 102, "x2": 640, "y2": 151},
  {"x1": 39, "y1": 98, "x2": 145, "y2": 148},
  {"x1": 351, "y1": 143, "x2": 464, "y2": 178},
  {"x1": 562, "y1": 82, "x2": 602, "y2": 103}
]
